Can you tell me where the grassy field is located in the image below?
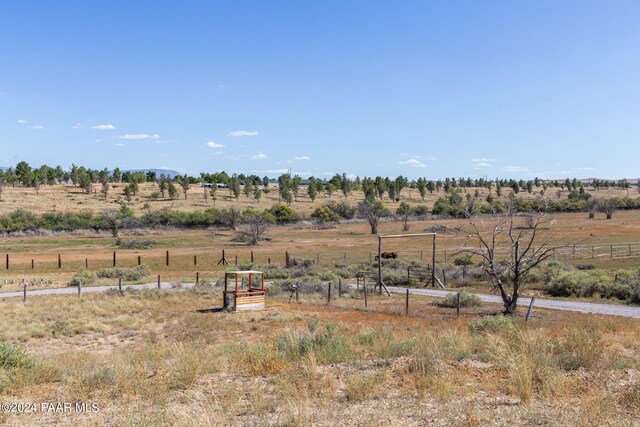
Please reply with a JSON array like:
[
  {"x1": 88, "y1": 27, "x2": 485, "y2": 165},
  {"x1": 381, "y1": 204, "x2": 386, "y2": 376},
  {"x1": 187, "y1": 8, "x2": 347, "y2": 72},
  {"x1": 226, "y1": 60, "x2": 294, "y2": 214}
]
[
  {"x1": 0, "y1": 182, "x2": 635, "y2": 216},
  {"x1": 0, "y1": 287, "x2": 637, "y2": 426},
  {"x1": 0, "y1": 209, "x2": 639, "y2": 291}
]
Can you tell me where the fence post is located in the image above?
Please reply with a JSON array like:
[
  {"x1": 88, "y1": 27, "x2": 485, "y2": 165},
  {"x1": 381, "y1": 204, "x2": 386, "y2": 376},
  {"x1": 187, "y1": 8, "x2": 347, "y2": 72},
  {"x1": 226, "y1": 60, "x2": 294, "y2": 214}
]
[
  {"x1": 592, "y1": 246, "x2": 594, "y2": 258},
  {"x1": 251, "y1": 251, "x2": 254, "y2": 263},
  {"x1": 442, "y1": 269, "x2": 447, "y2": 288},
  {"x1": 5, "y1": 254, "x2": 8, "y2": 270},
  {"x1": 407, "y1": 267, "x2": 410, "y2": 285},
  {"x1": 78, "y1": 281, "x2": 82, "y2": 298},
  {"x1": 327, "y1": 282, "x2": 331, "y2": 304},
  {"x1": 119, "y1": 277, "x2": 123, "y2": 294},
  {"x1": 137, "y1": 256, "x2": 141, "y2": 266},
  {"x1": 268, "y1": 257, "x2": 271, "y2": 265},
  {"x1": 525, "y1": 297, "x2": 536, "y2": 321},
  {"x1": 405, "y1": 289, "x2": 409, "y2": 315},
  {"x1": 196, "y1": 272, "x2": 199, "y2": 285},
  {"x1": 23, "y1": 282, "x2": 27, "y2": 303},
  {"x1": 364, "y1": 283, "x2": 368, "y2": 310},
  {"x1": 113, "y1": 251, "x2": 116, "y2": 267},
  {"x1": 85, "y1": 258, "x2": 89, "y2": 268},
  {"x1": 157, "y1": 275, "x2": 161, "y2": 289},
  {"x1": 31, "y1": 259, "x2": 34, "y2": 269},
  {"x1": 235, "y1": 255, "x2": 238, "y2": 266},
  {"x1": 194, "y1": 255, "x2": 197, "y2": 266},
  {"x1": 166, "y1": 251, "x2": 169, "y2": 266},
  {"x1": 58, "y1": 254, "x2": 61, "y2": 269},
  {"x1": 456, "y1": 292, "x2": 460, "y2": 317},
  {"x1": 285, "y1": 251, "x2": 290, "y2": 267},
  {"x1": 296, "y1": 285, "x2": 299, "y2": 303},
  {"x1": 343, "y1": 252, "x2": 347, "y2": 264}
]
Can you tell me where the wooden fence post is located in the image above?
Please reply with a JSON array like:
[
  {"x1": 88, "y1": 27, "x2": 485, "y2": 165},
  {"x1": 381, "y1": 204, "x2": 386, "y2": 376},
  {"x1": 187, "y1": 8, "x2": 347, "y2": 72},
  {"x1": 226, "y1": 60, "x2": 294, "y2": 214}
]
[
  {"x1": 78, "y1": 281, "x2": 82, "y2": 298},
  {"x1": 251, "y1": 251, "x2": 254, "y2": 263},
  {"x1": 119, "y1": 277, "x2": 123, "y2": 294},
  {"x1": 58, "y1": 254, "x2": 61, "y2": 269},
  {"x1": 113, "y1": 251, "x2": 116, "y2": 267},
  {"x1": 31, "y1": 259, "x2": 34, "y2": 269},
  {"x1": 364, "y1": 283, "x2": 368, "y2": 310},
  {"x1": 235, "y1": 255, "x2": 238, "y2": 266},
  {"x1": 296, "y1": 285, "x2": 299, "y2": 303},
  {"x1": 525, "y1": 297, "x2": 536, "y2": 321},
  {"x1": 137, "y1": 256, "x2": 141, "y2": 266},
  {"x1": 194, "y1": 255, "x2": 197, "y2": 266},
  {"x1": 166, "y1": 251, "x2": 169, "y2": 266},
  {"x1": 196, "y1": 272, "x2": 199, "y2": 285},
  {"x1": 157, "y1": 275, "x2": 161, "y2": 289},
  {"x1": 85, "y1": 258, "x2": 88, "y2": 268},
  {"x1": 406, "y1": 289, "x2": 409, "y2": 315},
  {"x1": 5, "y1": 254, "x2": 8, "y2": 270},
  {"x1": 23, "y1": 283, "x2": 27, "y2": 303},
  {"x1": 327, "y1": 282, "x2": 331, "y2": 304},
  {"x1": 442, "y1": 269, "x2": 447, "y2": 288},
  {"x1": 456, "y1": 292, "x2": 460, "y2": 317}
]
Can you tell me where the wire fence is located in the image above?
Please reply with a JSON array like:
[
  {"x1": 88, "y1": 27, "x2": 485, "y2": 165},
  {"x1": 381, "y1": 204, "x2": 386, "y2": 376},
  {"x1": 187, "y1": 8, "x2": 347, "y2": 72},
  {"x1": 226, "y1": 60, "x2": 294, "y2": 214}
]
[{"x1": 1, "y1": 240, "x2": 639, "y2": 276}]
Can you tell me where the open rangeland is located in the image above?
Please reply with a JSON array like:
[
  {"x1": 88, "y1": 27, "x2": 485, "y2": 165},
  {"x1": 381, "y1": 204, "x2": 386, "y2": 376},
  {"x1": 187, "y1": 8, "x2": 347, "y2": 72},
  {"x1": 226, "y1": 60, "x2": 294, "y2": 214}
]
[
  {"x1": 0, "y1": 182, "x2": 635, "y2": 216},
  {"x1": 0, "y1": 287, "x2": 638, "y2": 426},
  {"x1": 0, "y1": 209, "x2": 639, "y2": 293}
]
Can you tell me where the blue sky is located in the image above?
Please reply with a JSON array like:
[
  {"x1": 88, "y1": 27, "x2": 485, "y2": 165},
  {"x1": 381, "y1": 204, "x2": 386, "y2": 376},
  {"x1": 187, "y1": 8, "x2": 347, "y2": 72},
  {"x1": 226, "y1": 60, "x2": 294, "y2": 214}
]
[{"x1": 1, "y1": 1, "x2": 639, "y2": 179}]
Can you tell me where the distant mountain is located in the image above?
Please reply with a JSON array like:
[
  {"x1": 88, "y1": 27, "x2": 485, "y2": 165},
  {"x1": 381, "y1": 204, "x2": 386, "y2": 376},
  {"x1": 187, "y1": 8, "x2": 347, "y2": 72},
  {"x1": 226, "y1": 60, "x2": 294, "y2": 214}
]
[{"x1": 122, "y1": 169, "x2": 181, "y2": 179}]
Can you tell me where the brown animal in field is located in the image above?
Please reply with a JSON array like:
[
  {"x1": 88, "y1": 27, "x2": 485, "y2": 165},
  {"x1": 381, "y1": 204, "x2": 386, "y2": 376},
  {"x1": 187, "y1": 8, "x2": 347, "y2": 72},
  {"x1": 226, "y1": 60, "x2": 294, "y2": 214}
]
[{"x1": 375, "y1": 251, "x2": 398, "y2": 261}]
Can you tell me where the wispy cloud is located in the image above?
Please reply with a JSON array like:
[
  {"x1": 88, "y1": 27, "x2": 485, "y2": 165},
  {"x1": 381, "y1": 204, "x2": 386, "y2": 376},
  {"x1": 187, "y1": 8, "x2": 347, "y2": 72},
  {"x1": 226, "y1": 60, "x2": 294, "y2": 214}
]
[
  {"x1": 29, "y1": 125, "x2": 44, "y2": 129},
  {"x1": 206, "y1": 141, "x2": 225, "y2": 148},
  {"x1": 114, "y1": 143, "x2": 126, "y2": 147},
  {"x1": 227, "y1": 130, "x2": 258, "y2": 137},
  {"x1": 471, "y1": 157, "x2": 495, "y2": 167},
  {"x1": 210, "y1": 151, "x2": 224, "y2": 156},
  {"x1": 398, "y1": 158, "x2": 426, "y2": 168},
  {"x1": 251, "y1": 153, "x2": 268, "y2": 160},
  {"x1": 71, "y1": 123, "x2": 83, "y2": 129},
  {"x1": 118, "y1": 133, "x2": 159, "y2": 140},
  {"x1": 294, "y1": 156, "x2": 311, "y2": 160},
  {"x1": 501, "y1": 165, "x2": 530, "y2": 173},
  {"x1": 16, "y1": 119, "x2": 27, "y2": 124},
  {"x1": 92, "y1": 124, "x2": 116, "y2": 130}
]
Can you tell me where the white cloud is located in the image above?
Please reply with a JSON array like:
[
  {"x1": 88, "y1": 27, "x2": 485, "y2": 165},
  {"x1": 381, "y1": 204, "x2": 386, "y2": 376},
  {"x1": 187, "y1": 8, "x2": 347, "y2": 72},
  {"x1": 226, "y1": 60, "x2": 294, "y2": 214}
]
[
  {"x1": 227, "y1": 130, "x2": 259, "y2": 137},
  {"x1": 251, "y1": 153, "x2": 267, "y2": 160},
  {"x1": 29, "y1": 125, "x2": 44, "y2": 129},
  {"x1": 210, "y1": 151, "x2": 224, "y2": 156},
  {"x1": 471, "y1": 158, "x2": 495, "y2": 167},
  {"x1": 206, "y1": 141, "x2": 225, "y2": 148},
  {"x1": 92, "y1": 124, "x2": 116, "y2": 130},
  {"x1": 16, "y1": 119, "x2": 27, "y2": 124},
  {"x1": 118, "y1": 133, "x2": 159, "y2": 140},
  {"x1": 501, "y1": 165, "x2": 530, "y2": 173},
  {"x1": 294, "y1": 156, "x2": 311, "y2": 160},
  {"x1": 114, "y1": 143, "x2": 126, "y2": 147},
  {"x1": 398, "y1": 158, "x2": 426, "y2": 168},
  {"x1": 71, "y1": 123, "x2": 83, "y2": 129}
]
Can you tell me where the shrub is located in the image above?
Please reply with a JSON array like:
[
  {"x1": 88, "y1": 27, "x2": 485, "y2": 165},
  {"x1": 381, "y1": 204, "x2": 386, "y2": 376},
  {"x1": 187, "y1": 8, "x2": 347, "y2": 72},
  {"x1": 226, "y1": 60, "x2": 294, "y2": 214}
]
[
  {"x1": 453, "y1": 254, "x2": 473, "y2": 266},
  {"x1": 575, "y1": 263, "x2": 596, "y2": 271},
  {"x1": 413, "y1": 205, "x2": 429, "y2": 216},
  {"x1": 310, "y1": 206, "x2": 341, "y2": 224},
  {"x1": 546, "y1": 270, "x2": 610, "y2": 298},
  {"x1": 468, "y1": 315, "x2": 513, "y2": 335},
  {"x1": 69, "y1": 269, "x2": 97, "y2": 286},
  {"x1": 439, "y1": 291, "x2": 482, "y2": 308},
  {"x1": 96, "y1": 265, "x2": 150, "y2": 281},
  {"x1": 115, "y1": 239, "x2": 155, "y2": 249},
  {"x1": 268, "y1": 205, "x2": 298, "y2": 223},
  {"x1": 324, "y1": 201, "x2": 356, "y2": 220}
]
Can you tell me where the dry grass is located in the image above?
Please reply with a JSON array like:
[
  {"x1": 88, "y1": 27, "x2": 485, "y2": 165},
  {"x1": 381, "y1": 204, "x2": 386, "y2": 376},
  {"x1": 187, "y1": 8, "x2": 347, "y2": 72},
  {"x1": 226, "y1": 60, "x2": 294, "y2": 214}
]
[{"x1": 0, "y1": 286, "x2": 637, "y2": 425}]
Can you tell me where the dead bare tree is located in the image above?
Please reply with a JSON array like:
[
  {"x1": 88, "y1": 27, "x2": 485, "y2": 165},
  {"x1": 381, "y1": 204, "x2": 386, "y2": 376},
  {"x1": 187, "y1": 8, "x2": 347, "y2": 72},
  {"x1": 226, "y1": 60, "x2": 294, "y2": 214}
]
[
  {"x1": 237, "y1": 213, "x2": 273, "y2": 245},
  {"x1": 597, "y1": 198, "x2": 617, "y2": 220},
  {"x1": 462, "y1": 208, "x2": 560, "y2": 314}
]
